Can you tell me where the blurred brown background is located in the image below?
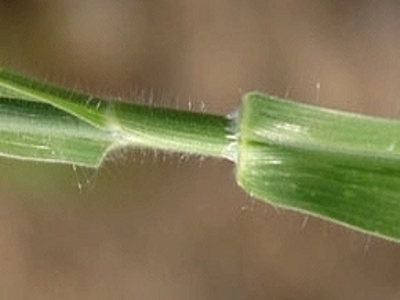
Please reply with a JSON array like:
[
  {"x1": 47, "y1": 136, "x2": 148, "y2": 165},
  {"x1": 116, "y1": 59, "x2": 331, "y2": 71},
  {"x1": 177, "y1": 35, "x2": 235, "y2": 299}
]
[{"x1": 1, "y1": 1, "x2": 400, "y2": 299}]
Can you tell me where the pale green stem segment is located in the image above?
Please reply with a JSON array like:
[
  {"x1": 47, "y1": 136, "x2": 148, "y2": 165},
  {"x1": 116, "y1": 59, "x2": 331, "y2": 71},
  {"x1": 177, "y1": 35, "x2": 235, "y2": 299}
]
[{"x1": 3, "y1": 69, "x2": 400, "y2": 242}]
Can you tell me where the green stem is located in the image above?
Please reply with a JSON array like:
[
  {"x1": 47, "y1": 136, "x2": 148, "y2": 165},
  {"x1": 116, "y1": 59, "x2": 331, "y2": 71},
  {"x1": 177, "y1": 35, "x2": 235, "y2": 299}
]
[
  {"x1": 0, "y1": 69, "x2": 235, "y2": 165},
  {"x1": 109, "y1": 102, "x2": 235, "y2": 160},
  {"x1": 6, "y1": 69, "x2": 400, "y2": 242}
]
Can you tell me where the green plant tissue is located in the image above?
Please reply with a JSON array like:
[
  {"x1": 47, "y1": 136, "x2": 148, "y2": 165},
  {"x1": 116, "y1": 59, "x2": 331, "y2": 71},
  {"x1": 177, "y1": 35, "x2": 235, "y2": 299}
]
[{"x1": 237, "y1": 92, "x2": 400, "y2": 241}]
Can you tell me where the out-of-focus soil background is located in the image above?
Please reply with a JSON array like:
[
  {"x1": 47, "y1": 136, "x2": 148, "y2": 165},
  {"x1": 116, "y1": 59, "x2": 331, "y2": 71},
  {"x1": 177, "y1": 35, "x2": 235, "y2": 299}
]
[{"x1": 1, "y1": 1, "x2": 400, "y2": 299}]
